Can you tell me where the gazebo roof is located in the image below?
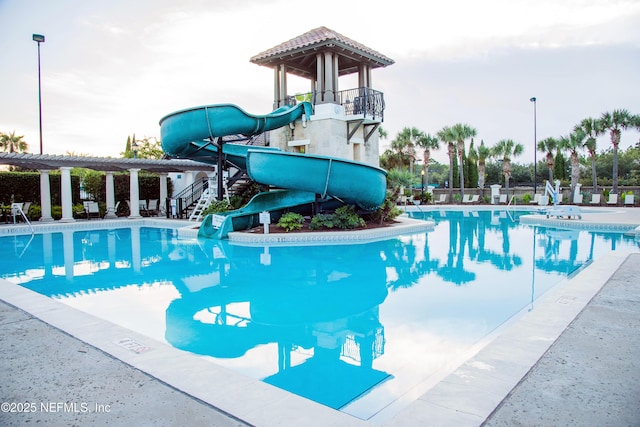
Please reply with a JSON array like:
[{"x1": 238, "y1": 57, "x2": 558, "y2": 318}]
[
  {"x1": 0, "y1": 152, "x2": 215, "y2": 173},
  {"x1": 250, "y1": 26, "x2": 394, "y2": 79}
]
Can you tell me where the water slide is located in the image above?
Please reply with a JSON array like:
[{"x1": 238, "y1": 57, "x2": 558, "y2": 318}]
[{"x1": 160, "y1": 102, "x2": 388, "y2": 238}]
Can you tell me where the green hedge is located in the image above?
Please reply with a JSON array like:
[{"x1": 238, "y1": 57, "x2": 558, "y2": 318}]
[
  {"x1": 0, "y1": 171, "x2": 173, "y2": 206},
  {"x1": 0, "y1": 172, "x2": 80, "y2": 205}
]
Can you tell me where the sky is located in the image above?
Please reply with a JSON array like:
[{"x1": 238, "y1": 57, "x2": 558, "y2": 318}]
[{"x1": 1, "y1": 0, "x2": 639, "y2": 165}]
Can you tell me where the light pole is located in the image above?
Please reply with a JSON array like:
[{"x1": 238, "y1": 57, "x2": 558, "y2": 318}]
[
  {"x1": 530, "y1": 97, "x2": 537, "y2": 194},
  {"x1": 132, "y1": 141, "x2": 138, "y2": 159},
  {"x1": 421, "y1": 169, "x2": 425, "y2": 204},
  {"x1": 33, "y1": 34, "x2": 45, "y2": 155}
]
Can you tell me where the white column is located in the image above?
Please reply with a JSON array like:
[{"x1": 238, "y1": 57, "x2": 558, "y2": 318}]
[
  {"x1": 38, "y1": 169, "x2": 53, "y2": 222},
  {"x1": 159, "y1": 173, "x2": 168, "y2": 216},
  {"x1": 59, "y1": 167, "x2": 75, "y2": 223},
  {"x1": 128, "y1": 168, "x2": 141, "y2": 218},
  {"x1": 279, "y1": 64, "x2": 287, "y2": 105},
  {"x1": 333, "y1": 54, "x2": 339, "y2": 95},
  {"x1": 323, "y1": 52, "x2": 333, "y2": 102},
  {"x1": 316, "y1": 53, "x2": 323, "y2": 102},
  {"x1": 273, "y1": 66, "x2": 280, "y2": 108},
  {"x1": 105, "y1": 171, "x2": 116, "y2": 219}
]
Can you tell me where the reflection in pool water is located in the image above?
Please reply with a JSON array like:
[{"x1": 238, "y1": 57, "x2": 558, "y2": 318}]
[{"x1": 1, "y1": 211, "x2": 638, "y2": 420}]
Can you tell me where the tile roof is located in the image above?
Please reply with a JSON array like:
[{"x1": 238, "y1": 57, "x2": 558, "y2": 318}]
[{"x1": 250, "y1": 26, "x2": 394, "y2": 76}]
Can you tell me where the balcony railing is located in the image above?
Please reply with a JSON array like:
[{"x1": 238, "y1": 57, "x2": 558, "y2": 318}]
[{"x1": 286, "y1": 87, "x2": 385, "y2": 121}]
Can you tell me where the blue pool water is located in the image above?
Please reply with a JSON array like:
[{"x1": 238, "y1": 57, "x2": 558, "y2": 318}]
[{"x1": 1, "y1": 211, "x2": 638, "y2": 420}]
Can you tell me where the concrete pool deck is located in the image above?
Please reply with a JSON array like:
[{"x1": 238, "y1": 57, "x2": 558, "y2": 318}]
[{"x1": 1, "y1": 207, "x2": 639, "y2": 426}]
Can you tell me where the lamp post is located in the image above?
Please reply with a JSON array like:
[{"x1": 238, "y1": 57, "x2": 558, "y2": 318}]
[
  {"x1": 530, "y1": 97, "x2": 537, "y2": 194},
  {"x1": 132, "y1": 141, "x2": 138, "y2": 159},
  {"x1": 421, "y1": 169, "x2": 425, "y2": 204},
  {"x1": 32, "y1": 34, "x2": 45, "y2": 155}
]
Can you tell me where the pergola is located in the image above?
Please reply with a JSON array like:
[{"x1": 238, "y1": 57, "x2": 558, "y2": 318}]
[{"x1": 0, "y1": 152, "x2": 215, "y2": 222}]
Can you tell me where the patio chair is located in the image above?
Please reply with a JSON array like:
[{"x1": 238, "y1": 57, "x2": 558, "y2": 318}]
[
  {"x1": 623, "y1": 194, "x2": 635, "y2": 206},
  {"x1": 104, "y1": 201, "x2": 120, "y2": 218},
  {"x1": 139, "y1": 200, "x2": 148, "y2": 216},
  {"x1": 434, "y1": 194, "x2": 446, "y2": 204},
  {"x1": 147, "y1": 199, "x2": 159, "y2": 216},
  {"x1": 10, "y1": 202, "x2": 24, "y2": 223},
  {"x1": 85, "y1": 201, "x2": 101, "y2": 219},
  {"x1": 606, "y1": 193, "x2": 618, "y2": 206},
  {"x1": 589, "y1": 194, "x2": 601, "y2": 206}
]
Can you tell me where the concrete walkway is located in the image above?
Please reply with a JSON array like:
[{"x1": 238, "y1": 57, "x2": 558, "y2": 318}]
[
  {"x1": 0, "y1": 300, "x2": 248, "y2": 427},
  {"x1": 483, "y1": 253, "x2": 640, "y2": 427}
]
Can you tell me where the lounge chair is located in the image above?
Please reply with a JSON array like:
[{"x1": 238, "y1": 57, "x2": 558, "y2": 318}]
[
  {"x1": 434, "y1": 194, "x2": 446, "y2": 204},
  {"x1": 573, "y1": 193, "x2": 583, "y2": 205},
  {"x1": 546, "y1": 205, "x2": 582, "y2": 220},
  {"x1": 462, "y1": 194, "x2": 472, "y2": 204},
  {"x1": 499, "y1": 194, "x2": 507, "y2": 204},
  {"x1": 530, "y1": 194, "x2": 541, "y2": 205},
  {"x1": 623, "y1": 194, "x2": 634, "y2": 206},
  {"x1": 589, "y1": 194, "x2": 601, "y2": 206},
  {"x1": 470, "y1": 194, "x2": 480, "y2": 204},
  {"x1": 606, "y1": 193, "x2": 618, "y2": 206}
]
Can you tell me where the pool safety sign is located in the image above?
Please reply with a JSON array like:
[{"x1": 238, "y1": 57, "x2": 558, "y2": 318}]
[
  {"x1": 209, "y1": 214, "x2": 225, "y2": 229},
  {"x1": 259, "y1": 211, "x2": 271, "y2": 234}
]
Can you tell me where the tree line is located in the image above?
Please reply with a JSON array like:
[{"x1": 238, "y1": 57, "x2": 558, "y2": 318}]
[{"x1": 380, "y1": 108, "x2": 640, "y2": 198}]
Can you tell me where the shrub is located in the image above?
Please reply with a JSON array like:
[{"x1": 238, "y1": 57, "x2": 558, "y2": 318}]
[
  {"x1": 202, "y1": 200, "x2": 232, "y2": 216},
  {"x1": 309, "y1": 213, "x2": 335, "y2": 230},
  {"x1": 333, "y1": 205, "x2": 366, "y2": 229},
  {"x1": 368, "y1": 191, "x2": 403, "y2": 224},
  {"x1": 310, "y1": 205, "x2": 366, "y2": 230},
  {"x1": 277, "y1": 212, "x2": 304, "y2": 232},
  {"x1": 522, "y1": 193, "x2": 532, "y2": 204}
]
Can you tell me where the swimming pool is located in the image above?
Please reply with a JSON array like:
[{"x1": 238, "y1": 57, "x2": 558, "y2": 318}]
[{"x1": 1, "y1": 210, "x2": 638, "y2": 421}]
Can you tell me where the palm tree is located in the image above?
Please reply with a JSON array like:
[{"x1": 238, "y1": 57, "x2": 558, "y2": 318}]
[
  {"x1": 466, "y1": 138, "x2": 479, "y2": 188},
  {"x1": 437, "y1": 126, "x2": 456, "y2": 199},
  {"x1": 477, "y1": 140, "x2": 491, "y2": 189},
  {"x1": 559, "y1": 130, "x2": 585, "y2": 199},
  {"x1": 537, "y1": 136, "x2": 558, "y2": 184},
  {"x1": 392, "y1": 127, "x2": 425, "y2": 176},
  {"x1": 492, "y1": 139, "x2": 524, "y2": 195},
  {"x1": 0, "y1": 131, "x2": 29, "y2": 153},
  {"x1": 451, "y1": 123, "x2": 477, "y2": 198},
  {"x1": 574, "y1": 118, "x2": 598, "y2": 192},
  {"x1": 414, "y1": 133, "x2": 439, "y2": 190},
  {"x1": 596, "y1": 109, "x2": 636, "y2": 194}
]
